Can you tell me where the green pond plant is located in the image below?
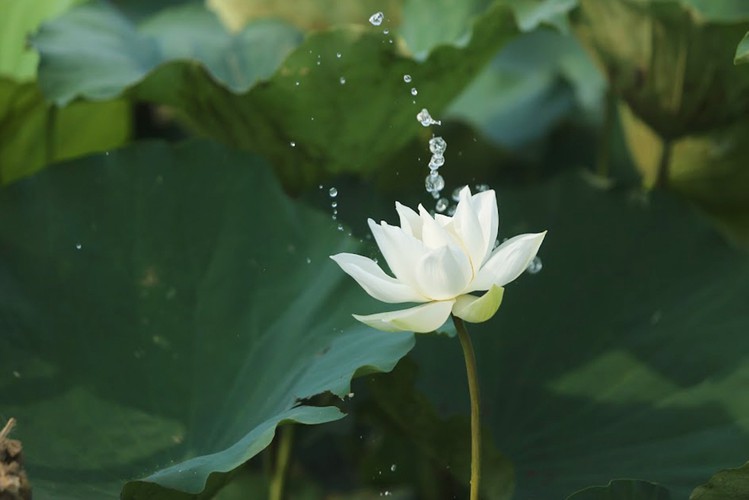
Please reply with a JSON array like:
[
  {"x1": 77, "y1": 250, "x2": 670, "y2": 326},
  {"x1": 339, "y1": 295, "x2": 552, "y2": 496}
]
[{"x1": 331, "y1": 186, "x2": 545, "y2": 499}]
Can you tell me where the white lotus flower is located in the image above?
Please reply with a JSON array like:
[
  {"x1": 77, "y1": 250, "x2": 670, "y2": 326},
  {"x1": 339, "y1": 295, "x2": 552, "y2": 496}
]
[{"x1": 330, "y1": 187, "x2": 546, "y2": 333}]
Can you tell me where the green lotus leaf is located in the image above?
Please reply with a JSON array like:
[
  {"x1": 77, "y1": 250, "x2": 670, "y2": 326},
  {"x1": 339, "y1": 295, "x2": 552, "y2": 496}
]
[
  {"x1": 567, "y1": 479, "x2": 672, "y2": 499},
  {"x1": 405, "y1": 171, "x2": 749, "y2": 497},
  {"x1": 690, "y1": 461, "x2": 749, "y2": 500},
  {"x1": 0, "y1": 140, "x2": 414, "y2": 499}
]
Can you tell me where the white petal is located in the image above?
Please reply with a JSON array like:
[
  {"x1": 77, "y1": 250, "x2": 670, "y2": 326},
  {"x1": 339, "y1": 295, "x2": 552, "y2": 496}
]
[
  {"x1": 330, "y1": 253, "x2": 426, "y2": 304},
  {"x1": 452, "y1": 285, "x2": 505, "y2": 323},
  {"x1": 470, "y1": 190, "x2": 499, "y2": 266},
  {"x1": 353, "y1": 300, "x2": 455, "y2": 333},
  {"x1": 395, "y1": 202, "x2": 422, "y2": 238},
  {"x1": 470, "y1": 231, "x2": 547, "y2": 291},
  {"x1": 368, "y1": 219, "x2": 427, "y2": 294},
  {"x1": 452, "y1": 187, "x2": 486, "y2": 271},
  {"x1": 418, "y1": 205, "x2": 457, "y2": 249},
  {"x1": 415, "y1": 245, "x2": 473, "y2": 301}
]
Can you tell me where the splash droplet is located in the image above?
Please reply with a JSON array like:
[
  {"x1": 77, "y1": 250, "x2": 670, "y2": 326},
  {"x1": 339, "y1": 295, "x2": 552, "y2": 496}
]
[
  {"x1": 451, "y1": 186, "x2": 466, "y2": 201},
  {"x1": 403, "y1": 74, "x2": 412, "y2": 83},
  {"x1": 75, "y1": 243, "x2": 82, "y2": 250},
  {"x1": 475, "y1": 183, "x2": 490, "y2": 192},
  {"x1": 290, "y1": 141, "x2": 296, "y2": 147},
  {"x1": 428, "y1": 154, "x2": 445, "y2": 170},
  {"x1": 410, "y1": 88, "x2": 418, "y2": 96},
  {"x1": 526, "y1": 256, "x2": 543, "y2": 274},
  {"x1": 369, "y1": 11, "x2": 384, "y2": 26},
  {"x1": 383, "y1": 29, "x2": 390, "y2": 35},
  {"x1": 336, "y1": 52, "x2": 342, "y2": 58},
  {"x1": 329, "y1": 187, "x2": 338, "y2": 197},
  {"x1": 331, "y1": 201, "x2": 338, "y2": 208},
  {"x1": 429, "y1": 136, "x2": 447, "y2": 154},
  {"x1": 339, "y1": 76, "x2": 346, "y2": 85},
  {"x1": 390, "y1": 464, "x2": 397, "y2": 472},
  {"x1": 425, "y1": 172, "x2": 445, "y2": 193},
  {"x1": 435, "y1": 197, "x2": 449, "y2": 212},
  {"x1": 416, "y1": 108, "x2": 440, "y2": 127}
]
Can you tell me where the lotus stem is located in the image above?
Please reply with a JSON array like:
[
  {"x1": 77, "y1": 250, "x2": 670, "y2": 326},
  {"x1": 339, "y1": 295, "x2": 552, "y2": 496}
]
[
  {"x1": 268, "y1": 425, "x2": 294, "y2": 500},
  {"x1": 453, "y1": 315, "x2": 481, "y2": 500}
]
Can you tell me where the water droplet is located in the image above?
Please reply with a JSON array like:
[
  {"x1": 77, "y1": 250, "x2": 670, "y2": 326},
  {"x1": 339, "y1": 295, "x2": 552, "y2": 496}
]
[
  {"x1": 428, "y1": 154, "x2": 445, "y2": 170},
  {"x1": 403, "y1": 74, "x2": 412, "y2": 83},
  {"x1": 369, "y1": 11, "x2": 384, "y2": 26},
  {"x1": 451, "y1": 186, "x2": 466, "y2": 201},
  {"x1": 339, "y1": 76, "x2": 346, "y2": 85},
  {"x1": 290, "y1": 141, "x2": 296, "y2": 147},
  {"x1": 447, "y1": 206, "x2": 457, "y2": 216},
  {"x1": 337, "y1": 224, "x2": 344, "y2": 231},
  {"x1": 429, "y1": 136, "x2": 447, "y2": 154},
  {"x1": 306, "y1": 257, "x2": 312, "y2": 264},
  {"x1": 383, "y1": 29, "x2": 389, "y2": 35},
  {"x1": 416, "y1": 108, "x2": 440, "y2": 127},
  {"x1": 425, "y1": 172, "x2": 445, "y2": 193},
  {"x1": 347, "y1": 392, "x2": 355, "y2": 398},
  {"x1": 390, "y1": 464, "x2": 397, "y2": 472},
  {"x1": 329, "y1": 187, "x2": 338, "y2": 198},
  {"x1": 336, "y1": 52, "x2": 342, "y2": 58},
  {"x1": 75, "y1": 243, "x2": 82, "y2": 250},
  {"x1": 435, "y1": 197, "x2": 449, "y2": 212},
  {"x1": 331, "y1": 201, "x2": 338, "y2": 208},
  {"x1": 295, "y1": 81, "x2": 300, "y2": 86},
  {"x1": 475, "y1": 183, "x2": 490, "y2": 192},
  {"x1": 410, "y1": 88, "x2": 418, "y2": 96},
  {"x1": 12, "y1": 371, "x2": 20, "y2": 378},
  {"x1": 526, "y1": 256, "x2": 543, "y2": 274},
  {"x1": 318, "y1": 184, "x2": 323, "y2": 190}
]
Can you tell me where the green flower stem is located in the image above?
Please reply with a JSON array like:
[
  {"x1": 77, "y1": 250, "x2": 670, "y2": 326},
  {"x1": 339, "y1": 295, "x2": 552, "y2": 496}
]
[
  {"x1": 655, "y1": 138, "x2": 673, "y2": 189},
  {"x1": 453, "y1": 315, "x2": 481, "y2": 500},
  {"x1": 268, "y1": 425, "x2": 294, "y2": 500}
]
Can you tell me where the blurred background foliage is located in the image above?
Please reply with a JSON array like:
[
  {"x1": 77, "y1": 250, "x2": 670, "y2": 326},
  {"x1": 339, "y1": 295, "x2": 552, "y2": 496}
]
[{"x1": 2, "y1": 0, "x2": 749, "y2": 499}]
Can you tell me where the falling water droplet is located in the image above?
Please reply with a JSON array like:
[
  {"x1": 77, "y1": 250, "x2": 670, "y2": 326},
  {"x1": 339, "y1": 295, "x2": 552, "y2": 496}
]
[
  {"x1": 295, "y1": 81, "x2": 300, "y2": 86},
  {"x1": 339, "y1": 76, "x2": 346, "y2": 85},
  {"x1": 447, "y1": 205, "x2": 457, "y2": 216},
  {"x1": 425, "y1": 172, "x2": 445, "y2": 193},
  {"x1": 290, "y1": 141, "x2": 296, "y2": 147},
  {"x1": 390, "y1": 464, "x2": 397, "y2": 472},
  {"x1": 428, "y1": 154, "x2": 445, "y2": 170},
  {"x1": 410, "y1": 88, "x2": 418, "y2": 96},
  {"x1": 331, "y1": 201, "x2": 338, "y2": 208},
  {"x1": 526, "y1": 256, "x2": 543, "y2": 274},
  {"x1": 435, "y1": 197, "x2": 449, "y2": 212},
  {"x1": 475, "y1": 183, "x2": 490, "y2": 192},
  {"x1": 429, "y1": 136, "x2": 447, "y2": 154},
  {"x1": 452, "y1": 186, "x2": 466, "y2": 201},
  {"x1": 369, "y1": 11, "x2": 384, "y2": 26},
  {"x1": 337, "y1": 224, "x2": 344, "y2": 231},
  {"x1": 383, "y1": 29, "x2": 390, "y2": 35},
  {"x1": 403, "y1": 74, "x2": 412, "y2": 83},
  {"x1": 416, "y1": 108, "x2": 441, "y2": 127},
  {"x1": 329, "y1": 187, "x2": 338, "y2": 198},
  {"x1": 336, "y1": 52, "x2": 342, "y2": 58},
  {"x1": 306, "y1": 257, "x2": 312, "y2": 264},
  {"x1": 75, "y1": 243, "x2": 82, "y2": 250}
]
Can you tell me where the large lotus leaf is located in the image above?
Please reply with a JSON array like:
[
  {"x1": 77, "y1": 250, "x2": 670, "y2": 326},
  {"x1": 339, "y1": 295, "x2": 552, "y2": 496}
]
[
  {"x1": 690, "y1": 461, "x2": 749, "y2": 499},
  {"x1": 567, "y1": 479, "x2": 672, "y2": 500},
  {"x1": 205, "y1": 0, "x2": 403, "y2": 34},
  {"x1": 0, "y1": 0, "x2": 85, "y2": 81},
  {"x1": 32, "y1": 1, "x2": 520, "y2": 191},
  {"x1": 446, "y1": 28, "x2": 604, "y2": 150},
  {"x1": 572, "y1": 0, "x2": 749, "y2": 140},
  {"x1": 0, "y1": 78, "x2": 130, "y2": 185},
  {"x1": 401, "y1": 172, "x2": 749, "y2": 498},
  {"x1": 0, "y1": 140, "x2": 415, "y2": 499},
  {"x1": 618, "y1": 102, "x2": 749, "y2": 248}
]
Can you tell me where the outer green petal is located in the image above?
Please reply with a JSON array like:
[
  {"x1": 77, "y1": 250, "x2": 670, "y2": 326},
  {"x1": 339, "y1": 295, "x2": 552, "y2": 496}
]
[
  {"x1": 353, "y1": 300, "x2": 455, "y2": 333},
  {"x1": 452, "y1": 285, "x2": 505, "y2": 323}
]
